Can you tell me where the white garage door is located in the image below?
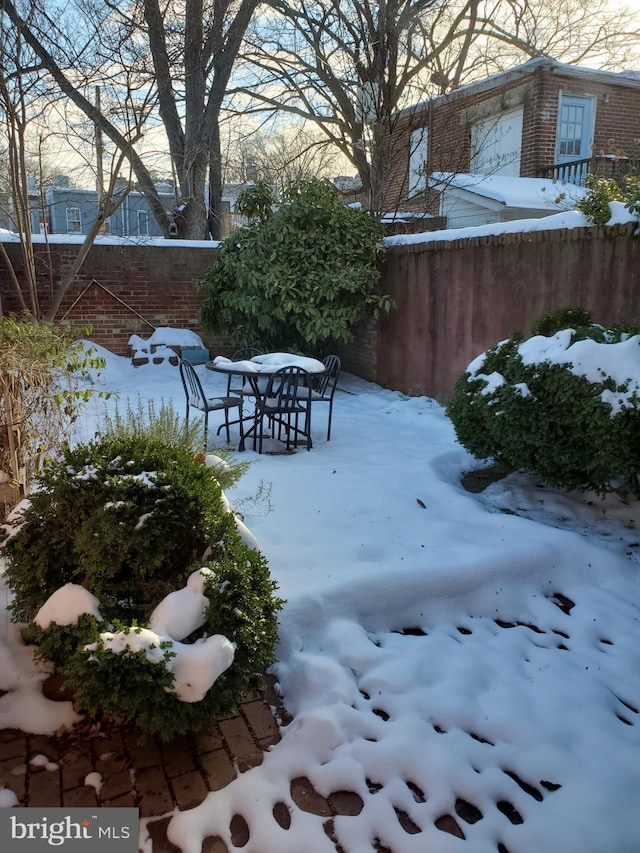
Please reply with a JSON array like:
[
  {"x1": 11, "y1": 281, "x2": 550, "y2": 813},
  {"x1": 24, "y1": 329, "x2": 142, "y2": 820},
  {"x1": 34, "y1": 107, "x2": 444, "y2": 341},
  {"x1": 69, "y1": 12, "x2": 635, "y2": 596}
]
[{"x1": 470, "y1": 107, "x2": 523, "y2": 176}]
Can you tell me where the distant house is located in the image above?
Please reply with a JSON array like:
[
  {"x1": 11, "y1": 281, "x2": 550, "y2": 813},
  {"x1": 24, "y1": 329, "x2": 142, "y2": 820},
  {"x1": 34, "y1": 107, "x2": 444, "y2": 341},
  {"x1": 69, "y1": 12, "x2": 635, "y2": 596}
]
[
  {"x1": 31, "y1": 182, "x2": 174, "y2": 238},
  {"x1": 30, "y1": 179, "x2": 252, "y2": 238},
  {"x1": 384, "y1": 58, "x2": 640, "y2": 227}
]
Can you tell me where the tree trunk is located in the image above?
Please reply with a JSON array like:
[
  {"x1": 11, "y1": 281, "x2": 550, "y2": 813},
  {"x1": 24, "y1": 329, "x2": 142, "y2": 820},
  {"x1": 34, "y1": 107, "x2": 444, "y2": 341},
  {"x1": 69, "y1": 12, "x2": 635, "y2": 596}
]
[{"x1": 208, "y1": 125, "x2": 224, "y2": 240}]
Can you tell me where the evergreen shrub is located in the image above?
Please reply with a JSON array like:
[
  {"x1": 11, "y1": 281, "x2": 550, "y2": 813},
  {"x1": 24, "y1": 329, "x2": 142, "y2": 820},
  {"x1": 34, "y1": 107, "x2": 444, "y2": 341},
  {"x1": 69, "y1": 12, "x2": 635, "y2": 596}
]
[
  {"x1": 447, "y1": 312, "x2": 640, "y2": 494},
  {"x1": 575, "y1": 174, "x2": 624, "y2": 225},
  {"x1": 1, "y1": 434, "x2": 283, "y2": 738},
  {"x1": 574, "y1": 172, "x2": 640, "y2": 226},
  {"x1": 199, "y1": 178, "x2": 391, "y2": 352}
]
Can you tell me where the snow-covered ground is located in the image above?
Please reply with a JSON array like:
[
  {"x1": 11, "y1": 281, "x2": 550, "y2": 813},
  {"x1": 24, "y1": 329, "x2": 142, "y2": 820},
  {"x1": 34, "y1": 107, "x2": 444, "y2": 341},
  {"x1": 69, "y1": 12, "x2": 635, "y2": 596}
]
[{"x1": 1, "y1": 346, "x2": 639, "y2": 853}]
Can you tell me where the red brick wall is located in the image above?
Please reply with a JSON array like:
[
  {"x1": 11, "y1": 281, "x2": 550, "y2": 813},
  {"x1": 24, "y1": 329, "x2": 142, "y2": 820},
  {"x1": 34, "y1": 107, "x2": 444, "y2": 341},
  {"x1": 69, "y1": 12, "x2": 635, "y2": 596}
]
[
  {"x1": 0, "y1": 240, "x2": 232, "y2": 356},
  {"x1": 525, "y1": 67, "x2": 640, "y2": 174}
]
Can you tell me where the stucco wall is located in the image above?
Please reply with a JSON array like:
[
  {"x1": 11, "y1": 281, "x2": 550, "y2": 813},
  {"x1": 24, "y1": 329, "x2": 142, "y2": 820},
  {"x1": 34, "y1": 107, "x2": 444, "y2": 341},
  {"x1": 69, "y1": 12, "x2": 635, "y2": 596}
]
[{"x1": 366, "y1": 222, "x2": 640, "y2": 400}]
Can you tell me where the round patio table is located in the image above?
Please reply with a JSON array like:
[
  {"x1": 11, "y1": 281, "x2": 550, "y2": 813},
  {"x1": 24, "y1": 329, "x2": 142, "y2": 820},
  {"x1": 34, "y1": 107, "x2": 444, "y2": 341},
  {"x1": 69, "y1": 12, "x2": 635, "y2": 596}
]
[
  {"x1": 206, "y1": 351, "x2": 326, "y2": 376},
  {"x1": 206, "y1": 353, "x2": 327, "y2": 451}
]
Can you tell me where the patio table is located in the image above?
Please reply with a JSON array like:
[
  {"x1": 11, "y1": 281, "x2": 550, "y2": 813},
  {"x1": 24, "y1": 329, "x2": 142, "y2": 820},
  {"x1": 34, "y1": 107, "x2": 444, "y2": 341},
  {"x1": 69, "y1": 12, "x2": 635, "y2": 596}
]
[
  {"x1": 206, "y1": 352, "x2": 326, "y2": 451},
  {"x1": 207, "y1": 352, "x2": 326, "y2": 375}
]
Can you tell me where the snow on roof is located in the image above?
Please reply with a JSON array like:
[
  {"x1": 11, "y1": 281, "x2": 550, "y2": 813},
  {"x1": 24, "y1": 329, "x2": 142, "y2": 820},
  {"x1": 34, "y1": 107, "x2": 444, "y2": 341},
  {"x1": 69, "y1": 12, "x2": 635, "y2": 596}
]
[{"x1": 430, "y1": 172, "x2": 587, "y2": 210}]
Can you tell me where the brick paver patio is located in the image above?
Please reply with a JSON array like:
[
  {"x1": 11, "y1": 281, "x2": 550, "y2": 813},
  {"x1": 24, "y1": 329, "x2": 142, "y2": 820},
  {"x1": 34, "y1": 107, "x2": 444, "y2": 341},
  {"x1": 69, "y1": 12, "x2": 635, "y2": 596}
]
[{"x1": 0, "y1": 675, "x2": 289, "y2": 852}]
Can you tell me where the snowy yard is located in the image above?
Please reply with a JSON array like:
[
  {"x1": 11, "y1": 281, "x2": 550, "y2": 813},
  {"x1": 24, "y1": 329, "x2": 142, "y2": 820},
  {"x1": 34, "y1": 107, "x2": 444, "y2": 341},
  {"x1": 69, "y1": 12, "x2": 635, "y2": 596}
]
[{"x1": 1, "y1": 348, "x2": 639, "y2": 853}]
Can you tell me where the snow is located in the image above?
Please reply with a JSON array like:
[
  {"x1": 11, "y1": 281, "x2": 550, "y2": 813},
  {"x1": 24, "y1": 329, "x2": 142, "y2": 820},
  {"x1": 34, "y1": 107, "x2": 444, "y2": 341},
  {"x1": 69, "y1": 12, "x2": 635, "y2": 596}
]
[
  {"x1": 0, "y1": 788, "x2": 18, "y2": 807},
  {"x1": 471, "y1": 329, "x2": 640, "y2": 414},
  {"x1": 34, "y1": 584, "x2": 103, "y2": 629},
  {"x1": 29, "y1": 753, "x2": 59, "y2": 771},
  {"x1": 148, "y1": 567, "x2": 214, "y2": 640},
  {"x1": 212, "y1": 353, "x2": 326, "y2": 374},
  {"x1": 429, "y1": 172, "x2": 587, "y2": 209},
  {"x1": 129, "y1": 327, "x2": 206, "y2": 350},
  {"x1": 0, "y1": 232, "x2": 220, "y2": 249},
  {"x1": 1, "y1": 343, "x2": 639, "y2": 853},
  {"x1": 385, "y1": 199, "x2": 638, "y2": 247},
  {"x1": 84, "y1": 771, "x2": 103, "y2": 794}
]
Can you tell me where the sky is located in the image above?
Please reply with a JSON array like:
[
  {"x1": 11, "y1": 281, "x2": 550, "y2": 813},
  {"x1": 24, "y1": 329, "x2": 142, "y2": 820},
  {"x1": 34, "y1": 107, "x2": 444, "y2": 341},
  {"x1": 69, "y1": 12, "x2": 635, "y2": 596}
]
[{"x1": 1, "y1": 302, "x2": 640, "y2": 851}]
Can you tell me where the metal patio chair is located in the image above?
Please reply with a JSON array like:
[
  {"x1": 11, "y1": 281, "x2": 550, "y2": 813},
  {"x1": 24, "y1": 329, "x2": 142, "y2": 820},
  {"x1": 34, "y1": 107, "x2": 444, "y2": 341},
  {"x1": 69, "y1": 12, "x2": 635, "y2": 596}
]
[
  {"x1": 226, "y1": 348, "x2": 264, "y2": 396},
  {"x1": 240, "y1": 365, "x2": 313, "y2": 453},
  {"x1": 309, "y1": 355, "x2": 341, "y2": 441},
  {"x1": 178, "y1": 358, "x2": 243, "y2": 445}
]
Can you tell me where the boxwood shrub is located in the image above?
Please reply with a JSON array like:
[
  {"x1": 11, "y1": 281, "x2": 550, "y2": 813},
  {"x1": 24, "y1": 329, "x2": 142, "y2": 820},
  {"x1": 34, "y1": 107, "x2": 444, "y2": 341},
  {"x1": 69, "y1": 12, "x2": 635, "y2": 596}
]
[
  {"x1": 1, "y1": 435, "x2": 284, "y2": 739},
  {"x1": 447, "y1": 316, "x2": 640, "y2": 494}
]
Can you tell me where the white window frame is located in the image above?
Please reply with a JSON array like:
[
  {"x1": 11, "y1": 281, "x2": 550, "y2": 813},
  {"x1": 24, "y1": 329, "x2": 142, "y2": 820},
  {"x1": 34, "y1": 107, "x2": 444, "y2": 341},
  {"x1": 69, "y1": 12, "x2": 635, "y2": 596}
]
[
  {"x1": 555, "y1": 93, "x2": 596, "y2": 163},
  {"x1": 66, "y1": 206, "x2": 82, "y2": 233},
  {"x1": 408, "y1": 127, "x2": 429, "y2": 197}
]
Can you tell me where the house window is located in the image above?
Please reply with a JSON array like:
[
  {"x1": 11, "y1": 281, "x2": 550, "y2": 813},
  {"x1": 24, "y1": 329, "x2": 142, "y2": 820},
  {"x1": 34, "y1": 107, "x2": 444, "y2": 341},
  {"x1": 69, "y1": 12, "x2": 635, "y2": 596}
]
[
  {"x1": 66, "y1": 207, "x2": 82, "y2": 233},
  {"x1": 408, "y1": 127, "x2": 429, "y2": 196},
  {"x1": 470, "y1": 108, "x2": 523, "y2": 176},
  {"x1": 137, "y1": 211, "x2": 150, "y2": 236}
]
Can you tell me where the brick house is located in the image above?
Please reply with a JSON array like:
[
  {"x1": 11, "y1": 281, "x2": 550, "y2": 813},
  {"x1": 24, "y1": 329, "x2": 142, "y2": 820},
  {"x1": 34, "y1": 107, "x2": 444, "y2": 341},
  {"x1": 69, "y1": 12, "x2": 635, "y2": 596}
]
[{"x1": 384, "y1": 58, "x2": 640, "y2": 222}]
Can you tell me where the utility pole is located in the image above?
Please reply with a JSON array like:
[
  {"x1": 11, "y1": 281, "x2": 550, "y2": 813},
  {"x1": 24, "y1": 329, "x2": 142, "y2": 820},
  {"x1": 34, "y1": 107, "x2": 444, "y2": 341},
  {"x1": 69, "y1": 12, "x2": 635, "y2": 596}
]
[
  {"x1": 95, "y1": 86, "x2": 104, "y2": 206},
  {"x1": 94, "y1": 86, "x2": 108, "y2": 233}
]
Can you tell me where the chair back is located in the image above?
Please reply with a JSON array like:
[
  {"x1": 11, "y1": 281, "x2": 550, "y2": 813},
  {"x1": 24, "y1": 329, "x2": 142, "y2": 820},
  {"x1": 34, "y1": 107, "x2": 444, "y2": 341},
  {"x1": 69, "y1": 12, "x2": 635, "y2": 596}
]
[
  {"x1": 262, "y1": 366, "x2": 312, "y2": 412},
  {"x1": 316, "y1": 355, "x2": 341, "y2": 396},
  {"x1": 228, "y1": 348, "x2": 264, "y2": 395},
  {"x1": 179, "y1": 358, "x2": 206, "y2": 409},
  {"x1": 232, "y1": 347, "x2": 263, "y2": 361}
]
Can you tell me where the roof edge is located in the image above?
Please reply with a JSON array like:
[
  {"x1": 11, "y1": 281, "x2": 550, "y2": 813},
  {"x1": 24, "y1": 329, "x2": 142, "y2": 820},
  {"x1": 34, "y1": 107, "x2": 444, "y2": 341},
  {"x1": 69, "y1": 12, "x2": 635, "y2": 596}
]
[{"x1": 399, "y1": 57, "x2": 640, "y2": 120}]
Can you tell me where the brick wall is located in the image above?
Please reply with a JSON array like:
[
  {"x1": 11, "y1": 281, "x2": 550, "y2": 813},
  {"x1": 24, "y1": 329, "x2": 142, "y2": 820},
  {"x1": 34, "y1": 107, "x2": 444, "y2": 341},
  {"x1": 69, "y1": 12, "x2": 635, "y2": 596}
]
[
  {"x1": 2, "y1": 227, "x2": 640, "y2": 403},
  {"x1": 340, "y1": 222, "x2": 640, "y2": 401},
  {"x1": 0, "y1": 240, "x2": 232, "y2": 356}
]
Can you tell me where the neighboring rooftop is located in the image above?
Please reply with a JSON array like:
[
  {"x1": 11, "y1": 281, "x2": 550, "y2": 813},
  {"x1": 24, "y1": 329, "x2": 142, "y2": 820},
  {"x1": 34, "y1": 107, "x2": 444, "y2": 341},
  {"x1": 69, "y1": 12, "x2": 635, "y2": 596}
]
[
  {"x1": 404, "y1": 57, "x2": 640, "y2": 118},
  {"x1": 429, "y1": 172, "x2": 587, "y2": 211}
]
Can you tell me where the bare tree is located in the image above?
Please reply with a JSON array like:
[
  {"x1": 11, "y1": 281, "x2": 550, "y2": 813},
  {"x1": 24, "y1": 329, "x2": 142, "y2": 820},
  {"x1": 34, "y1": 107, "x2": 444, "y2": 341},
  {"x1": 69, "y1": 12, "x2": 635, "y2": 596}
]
[
  {"x1": 0, "y1": 6, "x2": 134, "y2": 319},
  {"x1": 1, "y1": 0, "x2": 259, "y2": 239},
  {"x1": 235, "y1": 0, "x2": 640, "y2": 215},
  {"x1": 223, "y1": 125, "x2": 344, "y2": 192}
]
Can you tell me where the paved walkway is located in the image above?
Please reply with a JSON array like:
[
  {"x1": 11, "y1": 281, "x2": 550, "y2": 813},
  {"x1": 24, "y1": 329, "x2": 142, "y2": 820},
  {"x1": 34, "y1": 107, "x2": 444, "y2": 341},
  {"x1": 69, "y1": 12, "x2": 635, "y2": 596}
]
[{"x1": 0, "y1": 676, "x2": 289, "y2": 852}]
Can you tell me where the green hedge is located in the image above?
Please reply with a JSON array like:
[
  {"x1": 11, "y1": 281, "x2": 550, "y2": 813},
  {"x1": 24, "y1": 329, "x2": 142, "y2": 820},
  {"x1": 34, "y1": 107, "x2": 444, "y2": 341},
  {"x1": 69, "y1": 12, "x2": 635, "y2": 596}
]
[
  {"x1": 447, "y1": 318, "x2": 640, "y2": 494},
  {"x1": 1, "y1": 435, "x2": 283, "y2": 738},
  {"x1": 199, "y1": 178, "x2": 390, "y2": 352}
]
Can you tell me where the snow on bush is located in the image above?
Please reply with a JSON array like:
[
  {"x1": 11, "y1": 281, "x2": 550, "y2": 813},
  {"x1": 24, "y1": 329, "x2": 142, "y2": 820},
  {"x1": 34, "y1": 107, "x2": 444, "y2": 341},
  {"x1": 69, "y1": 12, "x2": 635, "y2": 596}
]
[
  {"x1": 447, "y1": 311, "x2": 640, "y2": 494},
  {"x1": 0, "y1": 435, "x2": 283, "y2": 739}
]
